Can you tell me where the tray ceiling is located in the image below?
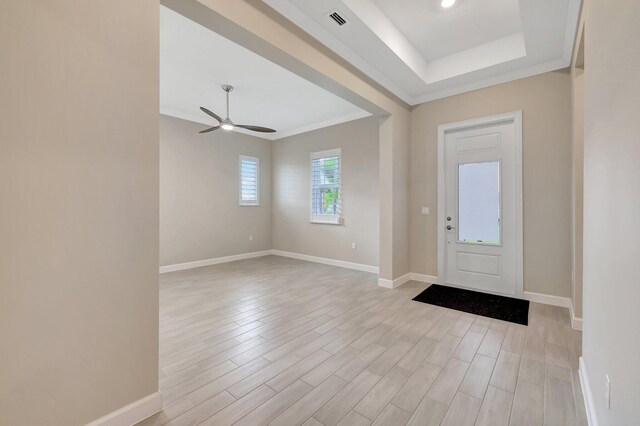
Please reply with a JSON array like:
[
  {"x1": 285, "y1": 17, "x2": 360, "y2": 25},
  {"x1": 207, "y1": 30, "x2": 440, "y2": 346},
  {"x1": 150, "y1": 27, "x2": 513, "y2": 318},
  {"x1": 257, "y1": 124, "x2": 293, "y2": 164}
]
[{"x1": 263, "y1": 0, "x2": 582, "y2": 105}]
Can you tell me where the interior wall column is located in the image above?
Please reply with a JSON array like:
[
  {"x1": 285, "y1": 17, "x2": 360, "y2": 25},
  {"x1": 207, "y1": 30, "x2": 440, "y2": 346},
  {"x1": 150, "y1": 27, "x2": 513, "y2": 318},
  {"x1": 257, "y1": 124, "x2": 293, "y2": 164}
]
[{"x1": 378, "y1": 111, "x2": 411, "y2": 285}]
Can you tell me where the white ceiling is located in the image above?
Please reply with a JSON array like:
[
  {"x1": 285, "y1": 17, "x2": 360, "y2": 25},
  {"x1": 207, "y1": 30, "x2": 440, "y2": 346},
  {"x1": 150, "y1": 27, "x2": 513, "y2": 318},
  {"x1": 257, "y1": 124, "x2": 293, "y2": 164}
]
[
  {"x1": 160, "y1": 5, "x2": 369, "y2": 140},
  {"x1": 372, "y1": 0, "x2": 522, "y2": 61},
  {"x1": 263, "y1": 0, "x2": 582, "y2": 105}
]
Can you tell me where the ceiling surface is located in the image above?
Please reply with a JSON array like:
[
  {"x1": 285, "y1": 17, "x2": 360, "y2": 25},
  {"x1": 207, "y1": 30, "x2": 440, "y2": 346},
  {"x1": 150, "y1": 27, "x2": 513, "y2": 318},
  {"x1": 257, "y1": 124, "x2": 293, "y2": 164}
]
[
  {"x1": 263, "y1": 0, "x2": 581, "y2": 105},
  {"x1": 371, "y1": 0, "x2": 523, "y2": 61},
  {"x1": 160, "y1": 5, "x2": 369, "y2": 140}
]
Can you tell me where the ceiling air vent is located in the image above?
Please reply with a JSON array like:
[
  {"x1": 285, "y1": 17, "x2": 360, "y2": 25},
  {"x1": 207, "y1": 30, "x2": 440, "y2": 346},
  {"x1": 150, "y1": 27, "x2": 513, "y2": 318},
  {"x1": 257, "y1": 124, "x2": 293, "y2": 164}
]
[{"x1": 326, "y1": 9, "x2": 349, "y2": 27}]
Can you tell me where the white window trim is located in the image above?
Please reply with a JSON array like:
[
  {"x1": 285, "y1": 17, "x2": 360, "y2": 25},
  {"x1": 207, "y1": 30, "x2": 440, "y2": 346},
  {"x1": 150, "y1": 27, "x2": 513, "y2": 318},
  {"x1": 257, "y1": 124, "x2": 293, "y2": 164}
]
[
  {"x1": 239, "y1": 155, "x2": 259, "y2": 207},
  {"x1": 310, "y1": 148, "x2": 342, "y2": 225}
]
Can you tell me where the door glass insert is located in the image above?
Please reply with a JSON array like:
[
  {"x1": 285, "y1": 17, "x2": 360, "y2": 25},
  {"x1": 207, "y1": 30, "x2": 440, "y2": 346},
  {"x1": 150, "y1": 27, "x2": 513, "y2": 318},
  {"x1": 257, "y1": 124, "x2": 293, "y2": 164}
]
[{"x1": 458, "y1": 161, "x2": 501, "y2": 244}]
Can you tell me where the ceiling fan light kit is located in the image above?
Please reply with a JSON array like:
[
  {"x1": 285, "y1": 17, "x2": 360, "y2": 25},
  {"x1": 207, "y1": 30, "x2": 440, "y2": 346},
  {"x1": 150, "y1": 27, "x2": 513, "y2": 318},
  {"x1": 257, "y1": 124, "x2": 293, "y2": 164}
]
[
  {"x1": 220, "y1": 122, "x2": 234, "y2": 131},
  {"x1": 199, "y1": 85, "x2": 276, "y2": 134}
]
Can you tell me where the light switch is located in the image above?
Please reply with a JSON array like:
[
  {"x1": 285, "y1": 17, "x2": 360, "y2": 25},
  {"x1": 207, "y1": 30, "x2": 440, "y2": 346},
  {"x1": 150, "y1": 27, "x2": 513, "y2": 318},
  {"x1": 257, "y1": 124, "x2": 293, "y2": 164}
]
[{"x1": 421, "y1": 207, "x2": 430, "y2": 215}]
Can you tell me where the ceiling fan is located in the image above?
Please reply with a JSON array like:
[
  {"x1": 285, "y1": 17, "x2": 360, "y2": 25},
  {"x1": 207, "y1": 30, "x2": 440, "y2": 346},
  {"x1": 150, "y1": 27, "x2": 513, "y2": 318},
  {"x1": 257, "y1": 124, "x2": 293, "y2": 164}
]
[{"x1": 199, "y1": 85, "x2": 276, "y2": 134}]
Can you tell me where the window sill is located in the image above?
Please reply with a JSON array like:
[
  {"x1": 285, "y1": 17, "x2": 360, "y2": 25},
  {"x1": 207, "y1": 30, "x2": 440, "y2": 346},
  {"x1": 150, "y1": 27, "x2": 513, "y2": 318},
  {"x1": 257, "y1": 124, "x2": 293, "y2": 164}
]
[{"x1": 310, "y1": 219, "x2": 342, "y2": 225}]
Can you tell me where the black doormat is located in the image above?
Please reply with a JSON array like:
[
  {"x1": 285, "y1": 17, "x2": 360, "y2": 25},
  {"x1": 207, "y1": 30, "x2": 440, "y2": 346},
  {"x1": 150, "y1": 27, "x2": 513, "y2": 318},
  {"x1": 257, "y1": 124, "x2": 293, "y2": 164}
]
[{"x1": 413, "y1": 284, "x2": 530, "y2": 325}]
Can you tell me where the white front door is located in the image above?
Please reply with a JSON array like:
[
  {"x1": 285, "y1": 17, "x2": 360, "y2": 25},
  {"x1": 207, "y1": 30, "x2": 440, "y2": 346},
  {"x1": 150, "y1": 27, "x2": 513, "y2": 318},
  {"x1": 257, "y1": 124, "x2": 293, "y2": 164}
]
[{"x1": 438, "y1": 112, "x2": 522, "y2": 296}]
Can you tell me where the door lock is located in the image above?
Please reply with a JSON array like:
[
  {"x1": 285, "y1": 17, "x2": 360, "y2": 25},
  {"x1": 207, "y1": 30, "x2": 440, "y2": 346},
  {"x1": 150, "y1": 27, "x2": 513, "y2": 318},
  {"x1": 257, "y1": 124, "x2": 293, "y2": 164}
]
[{"x1": 446, "y1": 225, "x2": 455, "y2": 230}]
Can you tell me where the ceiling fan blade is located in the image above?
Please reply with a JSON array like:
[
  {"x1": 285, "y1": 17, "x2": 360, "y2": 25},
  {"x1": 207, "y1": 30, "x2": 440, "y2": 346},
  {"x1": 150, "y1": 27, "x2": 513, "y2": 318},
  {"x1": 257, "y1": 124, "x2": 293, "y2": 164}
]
[
  {"x1": 236, "y1": 124, "x2": 276, "y2": 133},
  {"x1": 199, "y1": 125, "x2": 220, "y2": 133},
  {"x1": 200, "y1": 106, "x2": 222, "y2": 123}
]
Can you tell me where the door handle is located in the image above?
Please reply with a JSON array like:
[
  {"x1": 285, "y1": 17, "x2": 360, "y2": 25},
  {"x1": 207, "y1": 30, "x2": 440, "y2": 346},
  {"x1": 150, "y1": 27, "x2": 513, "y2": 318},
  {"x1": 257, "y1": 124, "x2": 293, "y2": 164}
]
[{"x1": 446, "y1": 225, "x2": 455, "y2": 230}]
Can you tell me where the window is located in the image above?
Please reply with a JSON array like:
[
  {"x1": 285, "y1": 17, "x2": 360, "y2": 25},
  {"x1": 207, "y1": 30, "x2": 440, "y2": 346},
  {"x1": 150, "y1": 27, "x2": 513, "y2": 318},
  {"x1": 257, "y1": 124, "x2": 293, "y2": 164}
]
[
  {"x1": 310, "y1": 148, "x2": 342, "y2": 224},
  {"x1": 458, "y1": 161, "x2": 501, "y2": 244},
  {"x1": 239, "y1": 155, "x2": 259, "y2": 206}
]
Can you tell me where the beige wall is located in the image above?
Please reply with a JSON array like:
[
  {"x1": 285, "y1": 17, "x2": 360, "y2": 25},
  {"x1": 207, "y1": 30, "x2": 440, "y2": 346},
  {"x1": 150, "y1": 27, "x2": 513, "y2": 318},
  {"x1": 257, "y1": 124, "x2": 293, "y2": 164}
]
[
  {"x1": 571, "y1": 43, "x2": 585, "y2": 318},
  {"x1": 160, "y1": 115, "x2": 272, "y2": 266},
  {"x1": 410, "y1": 71, "x2": 573, "y2": 297},
  {"x1": 582, "y1": 0, "x2": 640, "y2": 423},
  {"x1": 272, "y1": 117, "x2": 379, "y2": 267},
  {"x1": 0, "y1": 1, "x2": 159, "y2": 425},
  {"x1": 385, "y1": 112, "x2": 411, "y2": 279}
]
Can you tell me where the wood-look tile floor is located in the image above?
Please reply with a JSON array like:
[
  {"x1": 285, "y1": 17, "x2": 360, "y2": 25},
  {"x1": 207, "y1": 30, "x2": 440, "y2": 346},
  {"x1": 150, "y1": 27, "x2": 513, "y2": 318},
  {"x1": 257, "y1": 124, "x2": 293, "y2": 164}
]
[{"x1": 147, "y1": 255, "x2": 587, "y2": 426}]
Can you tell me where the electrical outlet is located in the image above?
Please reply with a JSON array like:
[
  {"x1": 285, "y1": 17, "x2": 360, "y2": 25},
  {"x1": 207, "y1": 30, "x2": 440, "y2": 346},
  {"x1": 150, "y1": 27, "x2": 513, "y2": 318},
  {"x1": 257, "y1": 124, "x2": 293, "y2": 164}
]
[
  {"x1": 605, "y1": 374, "x2": 611, "y2": 409},
  {"x1": 249, "y1": 235, "x2": 253, "y2": 241},
  {"x1": 351, "y1": 242, "x2": 356, "y2": 250},
  {"x1": 421, "y1": 207, "x2": 430, "y2": 215}
]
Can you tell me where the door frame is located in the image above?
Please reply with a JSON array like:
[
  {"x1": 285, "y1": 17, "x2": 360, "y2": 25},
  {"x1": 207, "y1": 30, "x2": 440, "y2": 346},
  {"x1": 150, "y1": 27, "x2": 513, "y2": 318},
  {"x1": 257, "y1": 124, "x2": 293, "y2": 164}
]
[{"x1": 437, "y1": 110, "x2": 524, "y2": 297}]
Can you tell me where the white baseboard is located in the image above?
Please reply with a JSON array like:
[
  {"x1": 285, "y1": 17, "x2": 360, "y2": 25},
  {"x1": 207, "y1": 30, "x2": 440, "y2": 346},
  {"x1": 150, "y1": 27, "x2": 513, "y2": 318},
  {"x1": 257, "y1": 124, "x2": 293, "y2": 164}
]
[
  {"x1": 523, "y1": 291, "x2": 582, "y2": 330},
  {"x1": 160, "y1": 249, "x2": 379, "y2": 275},
  {"x1": 378, "y1": 273, "x2": 411, "y2": 288},
  {"x1": 159, "y1": 250, "x2": 272, "y2": 273},
  {"x1": 579, "y1": 357, "x2": 599, "y2": 426},
  {"x1": 85, "y1": 391, "x2": 162, "y2": 426},
  {"x1": 523, "y1": 291, "x2": 572, "y2": 307},
  {"x1": 409, "y1": 273, "x2": 439, "y2": 284},
  {"x1": 271, "y1": 250, "x2": 379, "y2": 274}
]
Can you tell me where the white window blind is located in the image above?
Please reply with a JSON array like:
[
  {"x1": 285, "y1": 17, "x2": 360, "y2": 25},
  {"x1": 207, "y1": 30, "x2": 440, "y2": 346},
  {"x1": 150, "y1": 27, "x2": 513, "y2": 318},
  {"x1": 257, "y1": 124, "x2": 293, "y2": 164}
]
[
  {"x1": 239, "y1": 155, "x2": 259, "y2": 206},
  {"x1": 310, "y1": 148, "x2": 342, "y2": 224}
]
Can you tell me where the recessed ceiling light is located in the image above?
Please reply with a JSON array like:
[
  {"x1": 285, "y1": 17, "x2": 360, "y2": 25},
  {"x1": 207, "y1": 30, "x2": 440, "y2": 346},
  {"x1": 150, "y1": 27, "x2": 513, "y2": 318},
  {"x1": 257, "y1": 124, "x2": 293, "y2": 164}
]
[{"x1": 441, "y1": 0, "x2": 456, "y2": 8}]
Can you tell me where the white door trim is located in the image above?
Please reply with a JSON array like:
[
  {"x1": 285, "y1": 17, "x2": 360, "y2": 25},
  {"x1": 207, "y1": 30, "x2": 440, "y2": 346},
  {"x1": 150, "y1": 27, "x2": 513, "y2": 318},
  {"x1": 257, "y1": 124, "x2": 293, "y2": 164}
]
[{"x1": 437, "y1": 111, "x2": 523, "y2": 297}]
